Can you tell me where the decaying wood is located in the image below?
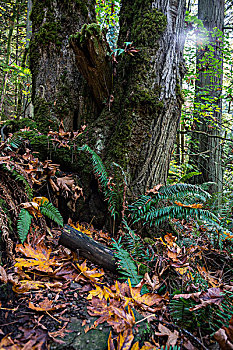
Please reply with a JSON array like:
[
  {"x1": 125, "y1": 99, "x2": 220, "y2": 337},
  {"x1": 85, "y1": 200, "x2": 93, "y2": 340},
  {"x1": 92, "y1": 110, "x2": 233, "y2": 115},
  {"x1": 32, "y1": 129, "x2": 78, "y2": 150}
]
[
  {"x1": 70, "y1": 24, "x2": 112, "y2": 108},
  {"x1": 59, "y1": 225, "x2": 117, "y2": 273}
]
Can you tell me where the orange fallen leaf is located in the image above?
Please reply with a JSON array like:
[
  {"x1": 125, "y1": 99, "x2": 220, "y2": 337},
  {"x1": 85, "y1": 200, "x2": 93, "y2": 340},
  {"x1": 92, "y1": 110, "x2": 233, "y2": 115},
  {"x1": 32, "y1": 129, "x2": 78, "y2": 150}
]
[
  {"x1": 15, "y1": 243, "x2": 59, "y2": 273},
  {"x1": 29, "y1": 298, "x2": 65, "y2": 312},
  {"x1": 76, "y1": 260, "x2": 104, "y2": 281}
]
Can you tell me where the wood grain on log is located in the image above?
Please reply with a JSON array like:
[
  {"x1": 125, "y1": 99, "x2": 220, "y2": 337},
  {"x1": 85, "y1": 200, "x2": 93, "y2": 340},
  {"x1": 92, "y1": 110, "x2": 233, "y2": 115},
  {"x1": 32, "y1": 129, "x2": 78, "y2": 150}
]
[{"x1": 59, "y1": 225, "x2": 117, "y2": 273}]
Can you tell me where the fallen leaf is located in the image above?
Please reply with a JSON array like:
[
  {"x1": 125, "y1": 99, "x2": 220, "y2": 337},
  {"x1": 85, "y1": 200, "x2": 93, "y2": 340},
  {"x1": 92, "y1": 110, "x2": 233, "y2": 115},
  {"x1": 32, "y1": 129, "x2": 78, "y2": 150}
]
[
  {"x1": 154, "y1": 323, "x2": 179, "y2": 348},
  {"x1": 29, "y1": 298, "x2": 65, "y2": 312}
]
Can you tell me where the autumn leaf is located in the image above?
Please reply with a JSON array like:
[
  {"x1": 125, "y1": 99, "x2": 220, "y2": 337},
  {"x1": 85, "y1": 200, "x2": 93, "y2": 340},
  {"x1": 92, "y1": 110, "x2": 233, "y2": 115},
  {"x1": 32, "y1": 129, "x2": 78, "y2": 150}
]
[
  {"x1": 12, "y1": 280, "x2": 63, "y2": 293},
  {"x1": 128, "y1": 279, "x2": 164, "y2": 307},
  {"x1": 174, "y1": 201, "x2": 203, "y2": 209},
  {"x1": 154, "y1": 323, "x2": 179, "y2": 348},
  {"x1": 108, "y1": 331, "x2": 115, "y2": 350},
  {"x1": 87, "y1": 285, "x2": 114, "y2": 301},
  {"x1": 116, "y1": 329, "x2": 134, "y2": 350},
  {"x1": 76, "y1": 260, "x2": 104, "y2": 281},
  {"x1": 131, "y1": 342, "x2": 140, "y2": 350},
  {"x1": 0, "y1": 265, "x2": 8, "y2": 283},
  {"x1": 15, "y1": 243, "x2": 58, "y2": 273},
  {"x1": 140, "y1": 342, "x2": 158, "y2": 350},
  {"x1": 28, "y1": 298, "x2": 65, "y2": 312}
]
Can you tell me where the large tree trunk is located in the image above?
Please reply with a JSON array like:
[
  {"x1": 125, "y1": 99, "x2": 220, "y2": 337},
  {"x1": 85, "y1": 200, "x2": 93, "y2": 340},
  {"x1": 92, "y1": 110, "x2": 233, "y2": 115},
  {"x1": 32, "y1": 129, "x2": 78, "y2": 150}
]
[
  {"x1": 29, "y1": 0, "x2": 98, "y2": 131},
  {"x1": 70, "y1": 0, "x2": 186, "y2": 196},
  {"x1": 190, "y1": 0, "x2": 224, "y2": 194},
  {"x1": 29, "y1": 0, "x2": 186, "y2": 224}
]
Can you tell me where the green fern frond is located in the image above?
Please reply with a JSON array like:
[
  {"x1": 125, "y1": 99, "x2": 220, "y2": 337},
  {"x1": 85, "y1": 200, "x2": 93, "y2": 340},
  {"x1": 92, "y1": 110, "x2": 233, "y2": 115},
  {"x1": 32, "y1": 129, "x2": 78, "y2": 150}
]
[
  {"x1": 79, "y1": 144, "x2": 119, "y2": 219},
  {"x1": 128, "y1": 184, "x2": 210, "y2": 223},
  {"x1": 9, "y1": 135, "x2": 24, "y2": 149},
  {"x1": 158, "y1": 183, "x2": 210, "y2": 201},
  {"x1": 2, "y1": 165, "x2": 33, "y2": 200},
  {"x1": 17, "y1": 208, "x2": 32, "y2": 243},
  {"x1": 112, "y1": 238, "x2": 142, "y2": 286},
  {"x1": 122, "y1": 219, "x2": 146, "y2": 260},
  {"x1": 14, "y1": 171, "x2": 33, "y2": 200},
  {"x1": 133, "y1": 205, "x2": 219, "y2": 228},
  {"x1": 39, "y1": 201, "x2": 64, "y2": 227}
]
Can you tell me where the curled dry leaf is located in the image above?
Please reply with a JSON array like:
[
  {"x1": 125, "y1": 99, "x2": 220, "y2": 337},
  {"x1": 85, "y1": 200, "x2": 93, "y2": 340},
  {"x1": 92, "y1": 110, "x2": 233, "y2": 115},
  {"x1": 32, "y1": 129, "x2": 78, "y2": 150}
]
[
  {"x1": 154, "y1": 323, "x2": 179, "y2": 349},
  {"x1": 29, "y1": 298, "x2": 66, "y2": 312},
  {"x1": 0, "y1": 265, "x2": 8, "y2": 283},
  {"x1": 214, "y1": 328, "x2": 233, "y2": 350}
]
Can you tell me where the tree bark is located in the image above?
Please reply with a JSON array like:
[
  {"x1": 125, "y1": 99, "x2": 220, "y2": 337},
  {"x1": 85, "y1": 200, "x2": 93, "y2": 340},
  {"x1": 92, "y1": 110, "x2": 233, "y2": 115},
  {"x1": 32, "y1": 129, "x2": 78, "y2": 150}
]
[
  {"x1": 59, "y1": 225, "x2": 117, "y2": 273},
  {"x1": 29, "y1": 0, "x2": 186, "y2": 224},
  {"x1": 190, "y1": 0, "x2": 224, "y2": 195},
  {"x1": 29, "y1": 0, "x2": 98, "y2": 131},
  {"x1": 73, "y1": 0, "x2": 186, "y2": 196}
]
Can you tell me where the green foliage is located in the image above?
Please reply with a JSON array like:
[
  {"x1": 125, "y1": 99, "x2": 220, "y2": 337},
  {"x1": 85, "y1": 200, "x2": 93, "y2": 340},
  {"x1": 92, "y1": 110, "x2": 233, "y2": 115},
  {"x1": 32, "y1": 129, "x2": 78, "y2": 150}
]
[
  {"x1": 112, "y1": 237, "x2": 142, "y2": 286},
  {"x1": 39, "y1": 201, "x2": 64, "y2": 227},
  {"x1": 128, "y1": 183, "x2": 215, "y2": 227},
  {"x1": 170, "y1": 291, "x2": 233, "y2": 333},
  {"x1": 17, "y1": 200, "x2": 63, "y2": 243},
  {"x1": 95, "y1": 0, "x2": 120, "y2": 49},
  {"x1": 2, "y1": 164, "x2": 33, "y2": 200},
  {"x1": 17, "y1": 208, "x2": 32, "y2": 244},
  {"x1": 79, "y1": 144, "x2": 119, "y2": 220}
]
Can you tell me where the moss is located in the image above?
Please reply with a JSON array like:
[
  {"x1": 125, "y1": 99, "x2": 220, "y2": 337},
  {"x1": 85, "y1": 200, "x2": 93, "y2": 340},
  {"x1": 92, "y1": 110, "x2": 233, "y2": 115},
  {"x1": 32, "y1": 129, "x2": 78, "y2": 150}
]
[
  {"x1": 4, "y1": 118, "x2": 37, "y2": 133},
  {"x1": 132, "y1": 9, "x2": 167, "y2": 47},
  {"x1": 176, "y1": 81, "x2": 185, "y2": 105},
  {"x1": 75, "y1": 0, "x2": 89, "y2": 18},
  {"x1": 33, "y1": 97, "x2": 59, "y2": 133},
  {"x1": 70, "y1": 23, "x2": 101, "y2": 46}
]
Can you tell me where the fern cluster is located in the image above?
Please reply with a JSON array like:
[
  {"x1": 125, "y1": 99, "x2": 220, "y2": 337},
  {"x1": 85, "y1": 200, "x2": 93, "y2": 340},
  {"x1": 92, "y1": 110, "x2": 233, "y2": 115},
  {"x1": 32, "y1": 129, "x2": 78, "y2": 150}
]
[
  {"x1": 127, "y1": 184, "x2": 226, "y2": 236},
  {"x1": 17, "y1": 200, "x2": 63, "y2": 243}
]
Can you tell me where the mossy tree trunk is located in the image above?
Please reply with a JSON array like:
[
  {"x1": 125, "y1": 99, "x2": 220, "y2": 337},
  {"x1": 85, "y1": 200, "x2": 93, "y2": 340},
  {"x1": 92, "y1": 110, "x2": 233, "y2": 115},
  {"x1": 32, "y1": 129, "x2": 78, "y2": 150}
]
[
  {"x1": 29, "y1": 0, "x2": 98, "y2": 132},
  {"x1": 30, "y1": 0, "x2": 186, "y2": 224},
  {"x1": 189, "y1": 0, "x2": 224, "y2": 195}
]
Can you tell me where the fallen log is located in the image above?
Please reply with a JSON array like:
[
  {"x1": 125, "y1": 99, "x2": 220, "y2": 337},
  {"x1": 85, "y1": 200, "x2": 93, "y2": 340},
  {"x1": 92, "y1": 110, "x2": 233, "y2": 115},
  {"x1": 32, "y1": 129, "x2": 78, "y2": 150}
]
[{"x1": 59, "y1": 225, "x2": 117, "y2": 273}]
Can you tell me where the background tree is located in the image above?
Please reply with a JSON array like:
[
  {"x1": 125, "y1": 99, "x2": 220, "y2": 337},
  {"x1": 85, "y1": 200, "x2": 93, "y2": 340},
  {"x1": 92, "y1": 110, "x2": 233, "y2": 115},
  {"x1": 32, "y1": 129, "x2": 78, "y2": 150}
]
[
  {"x1": 189, "y1": 0, "x2": 224, "y2": 194},
  {"x1": 0, "y1": 0, "x2": 31, "y2": 120}
]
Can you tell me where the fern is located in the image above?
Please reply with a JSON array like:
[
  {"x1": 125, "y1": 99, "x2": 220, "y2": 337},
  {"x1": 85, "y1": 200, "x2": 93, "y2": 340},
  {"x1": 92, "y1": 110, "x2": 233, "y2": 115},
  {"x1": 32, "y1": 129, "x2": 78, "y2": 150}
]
[
  {"x1": 40, "y1": 201, "x2": 64, "y2": 227},
  {"x1": 112, "y1": 238, "x2": 142, "y2": 286},
  {"x1": 17, "y1": 208, "x2": 32, "y2": 243},
  {"x1": 129, "y1": 184, "x2": 211, "y2": 221},
  {"x1": 13, "y1": 170, "x2": 33, "y2": 200},
  {"x1": 2, "y1": 165, "x2": 33, "y2": 200},
  {"x1": 122, "y1": 219, "x2": 148, "y2": 260},
  {"x1": 79, "y1": 144, "x2": 119, "y2": 219}
]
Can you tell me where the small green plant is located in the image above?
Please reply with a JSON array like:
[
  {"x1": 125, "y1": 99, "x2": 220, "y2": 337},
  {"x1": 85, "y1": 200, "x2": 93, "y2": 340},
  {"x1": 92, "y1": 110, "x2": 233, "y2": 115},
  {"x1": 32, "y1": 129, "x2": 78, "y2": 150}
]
[
  {"x1": 112, "y1": 237, "x2": 142, "y2": 286},
  {"x1": 17, "y1": 198, "x2": 63, "y2": 243}
]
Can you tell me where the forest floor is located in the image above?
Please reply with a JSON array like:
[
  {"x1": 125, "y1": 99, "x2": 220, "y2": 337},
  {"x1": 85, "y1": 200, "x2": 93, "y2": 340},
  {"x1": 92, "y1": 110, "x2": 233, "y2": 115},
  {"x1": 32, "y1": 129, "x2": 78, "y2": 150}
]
[{"x1": 0, "y1": 127, "x2": 233, "y2": 350}]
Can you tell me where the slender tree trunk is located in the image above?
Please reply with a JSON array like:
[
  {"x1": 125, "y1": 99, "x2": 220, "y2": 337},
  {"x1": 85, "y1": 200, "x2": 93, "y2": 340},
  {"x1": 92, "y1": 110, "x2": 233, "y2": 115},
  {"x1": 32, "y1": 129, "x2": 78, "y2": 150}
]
[
  {"x1": 0, "y1": 4, "x2": 18, "y2": 115},
  {"x1": 190, "y1": 0, "x2": 224, "y2": 194}
]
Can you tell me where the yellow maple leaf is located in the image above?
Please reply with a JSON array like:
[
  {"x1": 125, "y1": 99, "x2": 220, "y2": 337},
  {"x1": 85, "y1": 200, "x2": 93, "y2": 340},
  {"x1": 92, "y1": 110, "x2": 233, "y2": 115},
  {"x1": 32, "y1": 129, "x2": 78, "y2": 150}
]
[
  {"x1": 128, "y1": 279, "x2": 164, "y2": 307},
  {"x1": 15, "y1": 243, "x2": 58, "y2": 273},
  {"x1": 87, "y1": 285, "x2": 114, "y2": 300},
  {"x1": 76, "y1": 260, "x2": 105, "y2": 281}
]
